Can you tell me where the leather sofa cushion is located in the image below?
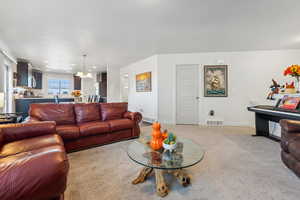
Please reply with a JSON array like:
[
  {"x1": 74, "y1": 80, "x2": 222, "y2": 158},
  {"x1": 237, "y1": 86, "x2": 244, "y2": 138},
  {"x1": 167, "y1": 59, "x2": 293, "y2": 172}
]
[
  {"x1": 74, "y1": 103, "x2": 101, "y2": 124},
  {"x1": 100, "y1": 103, "x2": 128, "y2": 121},
  {"x1": 0, "y1": 134, "x2": 63, "y2": 158},
  {"x1": 56, "y1": 125, "x2": 80, "y2": 141},
  {"x1": 0, "y1": 145, "x2": 69, "y2": 200},
  {"x1": 288, "y1": 139, "x2": 300, "y2": 162},
  {"x1": 29, "y1": 103, "x2": 76, "y2": 125},
  {"x1": 108, "y1": 119, "x2": 134, "y2": 132},
  {"x1": 0, "y1": 121, "x2": 56, "y2": 143},
  {"x1": 79, "y1": 121, "x2": 110, "y2": 136}
]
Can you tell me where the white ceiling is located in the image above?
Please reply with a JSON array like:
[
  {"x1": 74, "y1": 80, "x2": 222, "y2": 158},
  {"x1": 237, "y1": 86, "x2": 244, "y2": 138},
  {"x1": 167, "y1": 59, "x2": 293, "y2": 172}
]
[{"x1": 0, "y1": 0, "x2": 300, "y2": 73}]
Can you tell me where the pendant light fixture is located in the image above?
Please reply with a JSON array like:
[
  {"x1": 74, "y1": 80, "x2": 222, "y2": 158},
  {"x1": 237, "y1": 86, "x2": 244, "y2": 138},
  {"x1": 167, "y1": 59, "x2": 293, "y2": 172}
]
[{"x1": 76, "y1": 54, "x2": 92, "y2": 78}]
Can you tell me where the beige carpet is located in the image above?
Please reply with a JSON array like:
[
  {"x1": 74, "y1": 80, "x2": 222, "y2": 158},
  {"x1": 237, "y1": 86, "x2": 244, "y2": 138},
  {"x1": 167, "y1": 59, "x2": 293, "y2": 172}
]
[{"x1": 65, "y1": 125, "x2": 300, "y2": 200}]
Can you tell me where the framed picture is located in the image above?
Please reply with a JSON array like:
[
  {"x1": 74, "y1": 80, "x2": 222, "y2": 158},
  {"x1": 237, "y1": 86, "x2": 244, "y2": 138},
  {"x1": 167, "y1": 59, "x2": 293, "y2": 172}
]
[
  {"x1": 204, "y1": 65, "x2": 228, "y2": 97},
  {"x1": 136, "y1": 72, "x2": 152, "y2": 92}
]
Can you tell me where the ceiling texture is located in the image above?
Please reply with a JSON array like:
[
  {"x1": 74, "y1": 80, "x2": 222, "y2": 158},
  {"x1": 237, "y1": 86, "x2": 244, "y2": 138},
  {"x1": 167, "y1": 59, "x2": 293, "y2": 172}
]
[{"x1": 0, "y1": 0, "x2": 300, "y2": 73}]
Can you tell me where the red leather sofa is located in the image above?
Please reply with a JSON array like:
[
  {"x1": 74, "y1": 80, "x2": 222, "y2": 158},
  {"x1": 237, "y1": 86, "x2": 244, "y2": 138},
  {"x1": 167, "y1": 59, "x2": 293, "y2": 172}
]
[
  {"x1": 280, "y1": 119, "x2": 300, "y2": 177},
  {"x1": 27, "y1": 102, "x2": 142, "y2": 152},
  {"x1": 0, "y1": 122, "x2": 69, "y2": 200}
]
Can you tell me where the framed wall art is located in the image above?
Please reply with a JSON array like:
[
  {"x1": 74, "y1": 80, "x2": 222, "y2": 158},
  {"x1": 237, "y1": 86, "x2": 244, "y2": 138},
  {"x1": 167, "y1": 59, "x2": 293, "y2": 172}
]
[
  {"x1": 204, "y1": 65, "x2": 228, "y2": 97},
  {"x1": 136, "y1": 72, "x2": 152, "y2": 92}
]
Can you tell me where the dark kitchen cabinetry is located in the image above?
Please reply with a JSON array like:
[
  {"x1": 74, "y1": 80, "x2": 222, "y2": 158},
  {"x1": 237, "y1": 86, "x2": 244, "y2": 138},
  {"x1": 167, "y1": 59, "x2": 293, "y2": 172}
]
[
  {"x1": 17, "y1": 61, "x2": 43, "y2": 89},
  {"x1": 32, "y1": 70, "x2": 43, "y2": 89},
  {"x1": 17, "y1": 61, "x2": 29, "y2": 87},
  {"x1": 74, "y1": 75, "x2": 81, "y2": 90}
]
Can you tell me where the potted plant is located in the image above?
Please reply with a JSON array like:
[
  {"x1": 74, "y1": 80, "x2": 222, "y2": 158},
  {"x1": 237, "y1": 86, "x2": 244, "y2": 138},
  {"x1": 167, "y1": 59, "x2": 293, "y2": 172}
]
[{"x1": 163, "y1": 133, "x2": 177, "y2": 152}]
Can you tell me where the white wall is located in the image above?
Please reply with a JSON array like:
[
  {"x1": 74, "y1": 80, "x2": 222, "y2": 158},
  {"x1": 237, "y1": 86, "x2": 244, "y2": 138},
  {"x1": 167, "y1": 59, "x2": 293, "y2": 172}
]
[
  {"x1": 107, "y1": 66, "x2": 121, "y2": 102},
  {"x1": 157, "y1": 49, "x2": 300, "y2": 126},
  {"x1": 120, "y1": 55, "x2": 158, "y2": 121},
  {"x1": 0, "y1": 54, "x2": 5, "y2": 92},
  {"x1": 0, "y1": 54, "x2": 5, "y2": 113},
  {"x1": 0, "y1": 39, "x2": 16, "y2": 112},
  {"x1": 81, "y1": 74, "x2": 98, "y2": 96}
]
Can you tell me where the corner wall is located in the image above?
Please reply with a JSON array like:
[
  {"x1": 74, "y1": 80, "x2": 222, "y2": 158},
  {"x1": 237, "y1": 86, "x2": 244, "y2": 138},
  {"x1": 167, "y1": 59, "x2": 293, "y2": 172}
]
[
  {"x1": 107, "y1": 66, "x2": 121, "y2": 102},
  {"x1": 120, "y1": 55, "x2": 158, "y2": 121}
]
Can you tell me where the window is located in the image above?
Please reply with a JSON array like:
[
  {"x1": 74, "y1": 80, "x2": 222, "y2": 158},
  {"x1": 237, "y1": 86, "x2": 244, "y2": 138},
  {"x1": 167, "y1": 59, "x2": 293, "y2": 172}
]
[{"x1": 48, "y1": 79, "x2": 71, "y2": 95}]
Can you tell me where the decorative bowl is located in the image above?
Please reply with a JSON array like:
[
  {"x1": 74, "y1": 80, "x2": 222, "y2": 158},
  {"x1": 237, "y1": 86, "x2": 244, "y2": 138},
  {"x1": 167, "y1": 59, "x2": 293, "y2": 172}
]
[{"x1": 163, "y1": 142, "x2": 177, "y2": 152}]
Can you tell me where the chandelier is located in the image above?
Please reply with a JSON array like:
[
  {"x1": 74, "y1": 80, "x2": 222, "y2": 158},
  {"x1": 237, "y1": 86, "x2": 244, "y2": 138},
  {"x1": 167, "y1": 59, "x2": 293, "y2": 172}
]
[{"x1": 76, "y1": 54, "x2": 92, "y2": 78}]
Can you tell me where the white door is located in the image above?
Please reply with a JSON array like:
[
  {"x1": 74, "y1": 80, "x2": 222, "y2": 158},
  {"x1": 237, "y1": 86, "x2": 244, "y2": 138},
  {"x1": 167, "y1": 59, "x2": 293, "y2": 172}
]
[
  {"x1": 176, "y1": 65, "x2": 199, "y2": 124},
  {"x1": 120, "y1": 73, "x2": 129, "y2": 102}
]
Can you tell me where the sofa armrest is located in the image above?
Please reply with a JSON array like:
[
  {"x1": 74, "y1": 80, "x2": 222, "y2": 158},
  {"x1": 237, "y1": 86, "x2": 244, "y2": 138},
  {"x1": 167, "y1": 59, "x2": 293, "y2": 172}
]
[
  {"x1": 280, "y1": 119, "x2": 300, "y2": 133},
  {"x1": 0, "y1": 121, "x2": 56, "y2": 143},
  {"x1": 0, "y1": 146, "x2": 69, "y2": 200},
  {"x1": 123, "y1": 112, "x2": 142, "y2": 123}
]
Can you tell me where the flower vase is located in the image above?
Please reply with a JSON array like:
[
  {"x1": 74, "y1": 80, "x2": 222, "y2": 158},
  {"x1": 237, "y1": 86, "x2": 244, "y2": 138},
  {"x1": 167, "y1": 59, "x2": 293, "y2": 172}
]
[{"x1": 150, "y1": 122, "x2": 163, "y2": 151}]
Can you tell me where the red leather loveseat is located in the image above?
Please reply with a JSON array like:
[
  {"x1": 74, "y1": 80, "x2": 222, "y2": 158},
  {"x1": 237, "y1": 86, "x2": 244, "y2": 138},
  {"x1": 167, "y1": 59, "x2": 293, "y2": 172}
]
[
  {"x1": 27, "y1": 102, "x2": 142, "y2": 152},
  {"x1": 0, "y1": 122, "x2": 69, "y2": 200}
]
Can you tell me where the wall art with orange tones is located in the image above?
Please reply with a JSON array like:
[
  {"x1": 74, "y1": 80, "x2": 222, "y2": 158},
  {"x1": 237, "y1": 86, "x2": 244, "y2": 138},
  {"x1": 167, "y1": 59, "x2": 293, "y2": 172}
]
[{"x1": 136, "y1": 72, "x2": 152, "y2": 92}]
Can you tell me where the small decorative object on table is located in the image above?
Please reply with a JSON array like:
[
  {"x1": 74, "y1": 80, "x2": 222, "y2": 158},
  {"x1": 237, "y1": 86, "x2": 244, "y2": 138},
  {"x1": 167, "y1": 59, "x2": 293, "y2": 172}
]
[
  {"x1": 71, "y1": 90, "x2": 82, "y2": 103},
  {"x1": 163, "y1": 133, "x2": 177, "y2": 152},
  {"x1": 267, "y1": 79, "x2": 281, "y2": 100},
  {"x1": 162, "y1": 129, "x2": 168, "y2": 140},
  {"x1": 285, "y1": 82, "x2": 296, "y2": 94},
  {"x1": 150, "y1": 122, "x2": 164, "y2": 151},
  {"x1": 284, "y1": 65, "x2": 300, "y2": 93}
]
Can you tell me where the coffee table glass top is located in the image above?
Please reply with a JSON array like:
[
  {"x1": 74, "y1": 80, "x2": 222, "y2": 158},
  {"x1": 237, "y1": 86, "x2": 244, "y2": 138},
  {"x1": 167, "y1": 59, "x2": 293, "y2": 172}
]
[{"x1": 127, "y1": 136, "x2": 205, "y2": 170}]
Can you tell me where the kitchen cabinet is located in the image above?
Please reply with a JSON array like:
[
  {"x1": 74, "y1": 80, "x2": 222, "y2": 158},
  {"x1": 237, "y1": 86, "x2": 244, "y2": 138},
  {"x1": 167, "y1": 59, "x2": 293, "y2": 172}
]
[
  {"x1": 98, "y1": 72, "x2": 107, "y2": 97},
  {"x1": 74, "y1": 75, "x2": 81, "y2": 90},
  {"x1": 17, "y1": 61, "x2": 29, "y2": 87},
  {"x1": 17, "y1": 61, "x2": 43, "y2": 89}
]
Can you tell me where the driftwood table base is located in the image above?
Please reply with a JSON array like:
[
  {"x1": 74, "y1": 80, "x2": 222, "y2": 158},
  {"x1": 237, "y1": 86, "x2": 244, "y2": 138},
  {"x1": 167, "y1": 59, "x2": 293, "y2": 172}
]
[{"x1": 132, "y1": 167, "x2": 191, "y2": 197}]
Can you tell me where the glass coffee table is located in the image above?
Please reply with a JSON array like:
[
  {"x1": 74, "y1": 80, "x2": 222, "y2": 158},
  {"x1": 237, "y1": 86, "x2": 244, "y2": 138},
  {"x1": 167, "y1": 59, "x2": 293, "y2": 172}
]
[{"x1": 127, "y1": 136, "x2": 205, "y2": 197}]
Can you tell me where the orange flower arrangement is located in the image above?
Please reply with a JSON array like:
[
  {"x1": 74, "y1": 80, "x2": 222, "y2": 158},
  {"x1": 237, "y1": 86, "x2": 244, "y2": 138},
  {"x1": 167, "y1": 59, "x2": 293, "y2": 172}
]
[
  {"x1": 71, "y1": 90, "x2": 81, "y2": 97},
  {"x1": 284, "y1": 65, "x2": 300, "y2": 77},
  {"x1": 284, "y1": 65, "x2": 300, "y2": 93}
]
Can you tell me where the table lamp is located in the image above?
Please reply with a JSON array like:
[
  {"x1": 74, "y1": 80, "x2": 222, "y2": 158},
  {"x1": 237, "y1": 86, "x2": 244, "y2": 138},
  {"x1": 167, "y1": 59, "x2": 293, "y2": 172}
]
[{"x1": 0, "y1": 93, "x2": 4, "y2": 109}]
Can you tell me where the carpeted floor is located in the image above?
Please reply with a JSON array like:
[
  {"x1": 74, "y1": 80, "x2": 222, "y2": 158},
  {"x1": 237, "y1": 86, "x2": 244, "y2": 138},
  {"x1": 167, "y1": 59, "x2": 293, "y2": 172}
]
[{"x1": 65, "y1": 125, "x2": 300, "y2": 200}]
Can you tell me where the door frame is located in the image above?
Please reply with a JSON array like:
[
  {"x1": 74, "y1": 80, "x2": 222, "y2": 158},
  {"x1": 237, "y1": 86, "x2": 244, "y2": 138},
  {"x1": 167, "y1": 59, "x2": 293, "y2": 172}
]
[
  {"x1": 175, "y1": 64, "x2": 200, "y2": 125},
  {"x1": 120, "y1": 73, "x2": 129, "y2": 102}
]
